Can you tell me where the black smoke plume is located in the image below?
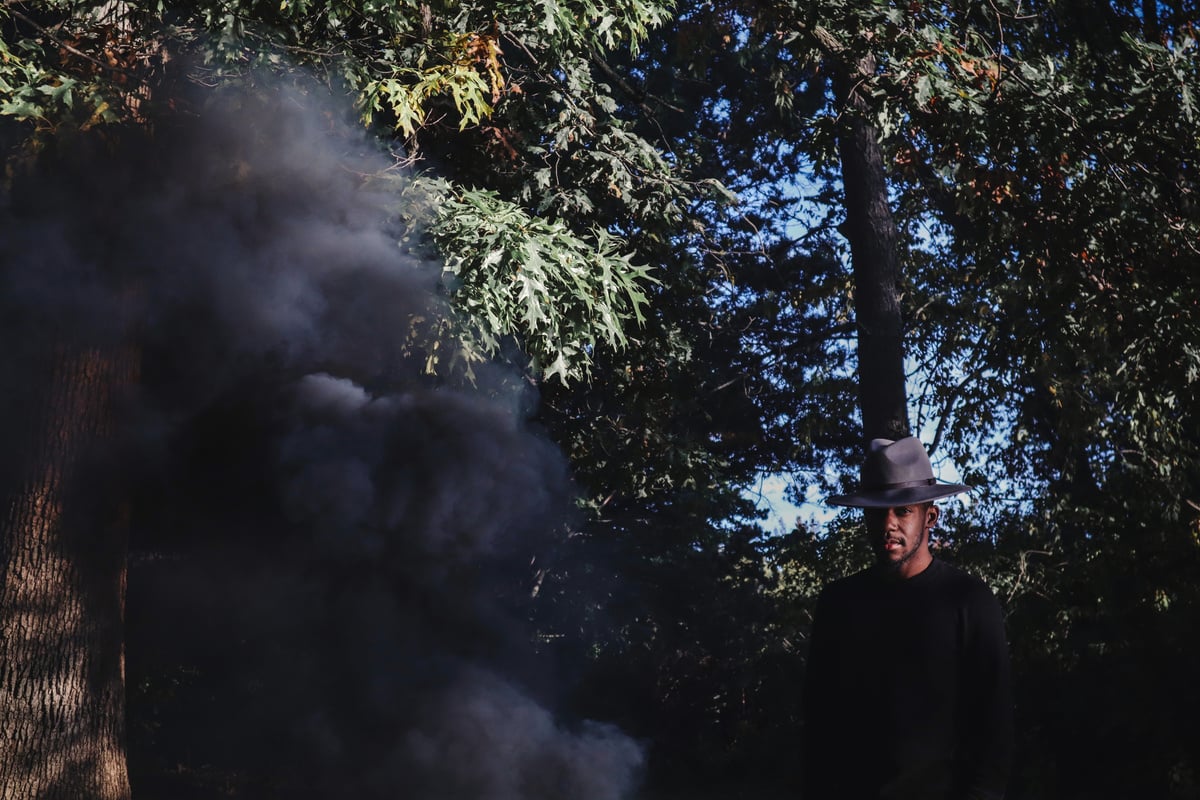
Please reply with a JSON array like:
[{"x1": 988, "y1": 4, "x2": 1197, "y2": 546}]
[{"x1": 0, "y1": 81, "x2": 642, "y2": 798}]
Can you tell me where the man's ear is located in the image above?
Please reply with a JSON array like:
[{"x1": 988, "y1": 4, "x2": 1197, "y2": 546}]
[{"x1": 926, "y1": 504, "x2": 940, "y2": 529}]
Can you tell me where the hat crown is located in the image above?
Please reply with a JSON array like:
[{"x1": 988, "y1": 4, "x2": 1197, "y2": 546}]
[
  {"x1": 860, "y1": 437, "x2": 936, "y2": 489},
  {"x1": 827, "y1": 436, "x2": 970, "y2": 508}
]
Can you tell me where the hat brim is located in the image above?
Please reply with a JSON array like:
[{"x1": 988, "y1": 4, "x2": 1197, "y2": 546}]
[{"x1": 826, "y1": 482, "x2": 971, "y2": 508}]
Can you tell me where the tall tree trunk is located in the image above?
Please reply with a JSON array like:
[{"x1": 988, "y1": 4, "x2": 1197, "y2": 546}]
[
  {"x1": 832, "y1": 57, "x2": 911, "y2": 443},
  {"x1": 0, "y1": 338, "x2": 138, "y2": 800}
]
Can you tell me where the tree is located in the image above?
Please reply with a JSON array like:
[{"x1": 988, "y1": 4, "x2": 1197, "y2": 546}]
[
  {"x1": 0, "y1": 331, "x2": 137, "y2": 799},
  {"x1": 814, "y1": 23, "x2": 911, "y2": 442},
  {"x1": 645, "y1": 2, "x2": 1200, "y2": 794},
  {"x1": 1, "y1": 1, "x2": 718, "y2": 795},
  {"x1": 554, "y1": 2, "x2": 1200, "y2": 794},
  {"x1": 5, "y1": 1, "x2": 1198, "y2": 796}
]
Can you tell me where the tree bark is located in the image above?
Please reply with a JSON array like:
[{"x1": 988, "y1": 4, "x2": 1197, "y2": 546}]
[
  {"x1": 0, "y1": 339, "x2": 137, "y2": 800},
  {"x1": 832, "y1": 58, "x2": 911, "y2": 443}
]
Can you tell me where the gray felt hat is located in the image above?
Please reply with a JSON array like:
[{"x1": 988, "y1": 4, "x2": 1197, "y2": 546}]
[{"x1": 827, "y1": 436, "x2": 971, "y2": 508}]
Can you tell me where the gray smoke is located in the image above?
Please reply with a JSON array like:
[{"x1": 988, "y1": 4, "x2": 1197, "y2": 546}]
[
  {"x1": 399, "y1": 667, "x2": 643, "y2": 800},
  {"x1": 0, "y1": 80, "x2": 643, "y2": 798}
]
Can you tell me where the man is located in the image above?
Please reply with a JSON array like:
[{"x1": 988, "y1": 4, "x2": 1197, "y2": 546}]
[{"x1": 802, "y1": 437, "x2": 1013, "y2": 800}]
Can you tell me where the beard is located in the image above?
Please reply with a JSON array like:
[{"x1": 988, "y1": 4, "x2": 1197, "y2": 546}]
[{"x1": 874, "y1": 525, "x2": 927, "y2": 571}]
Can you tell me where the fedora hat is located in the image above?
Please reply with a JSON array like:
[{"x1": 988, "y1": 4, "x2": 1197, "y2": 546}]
[{"x1": 827, "y1": 436, "x2": 970, "y2": 508}]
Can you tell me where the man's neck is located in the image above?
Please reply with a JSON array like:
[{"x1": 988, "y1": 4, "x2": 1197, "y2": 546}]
[{"x1": 881, "y1": 548, "x2": 934, "y2": 580}]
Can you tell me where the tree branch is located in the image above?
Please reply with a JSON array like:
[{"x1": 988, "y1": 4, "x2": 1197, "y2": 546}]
[
  {"x1": 5, "y1": 5, "x2": 136, "y2": 77},
  {"x1": 588, "y1": 47, "x2": 684, "y2": 115}
]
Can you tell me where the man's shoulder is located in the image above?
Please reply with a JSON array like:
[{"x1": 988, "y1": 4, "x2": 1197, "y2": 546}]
[
  {"x1": 927, "y1": 559, "x2": 1003, "y2": 608},
  {"x1": 816, "y1": 567, "x2": 878, "y2": 605},
  {"x1": 824, "y1": 566, "x2": 876, "y2": 591}
]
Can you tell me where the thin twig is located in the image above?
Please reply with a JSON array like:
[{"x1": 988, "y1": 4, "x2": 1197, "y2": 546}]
[{"x1": 1006, "y1": 549, "x2": 1052, "y2": 605}]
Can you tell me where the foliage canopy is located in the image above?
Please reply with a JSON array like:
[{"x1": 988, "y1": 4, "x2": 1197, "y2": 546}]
[{"x1": 3, "y1": 0, "x2": 1200, "y2": 796}]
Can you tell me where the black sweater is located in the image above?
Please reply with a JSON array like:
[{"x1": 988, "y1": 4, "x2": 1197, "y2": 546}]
[{"x1": 802, "y1": 559, "x2": 1014, "y2": 800}]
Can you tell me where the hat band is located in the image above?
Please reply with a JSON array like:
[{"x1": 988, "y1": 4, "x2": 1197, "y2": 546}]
[{"x1": 862, "y1": 477, "x2": 937, "y2": 491}]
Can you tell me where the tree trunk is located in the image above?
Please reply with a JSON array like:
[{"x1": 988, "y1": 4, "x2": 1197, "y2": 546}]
[
  {"x1": 0, "y1": 339, "x2": 137, "y2": 800},
  {"x1": 832, "y1": 58, "x2": 911, "y2": 443}
]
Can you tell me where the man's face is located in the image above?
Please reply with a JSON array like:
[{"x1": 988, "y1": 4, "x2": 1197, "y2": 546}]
[{"x1": 864, "y1": 503, "x2": 938, "y2": 571}]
